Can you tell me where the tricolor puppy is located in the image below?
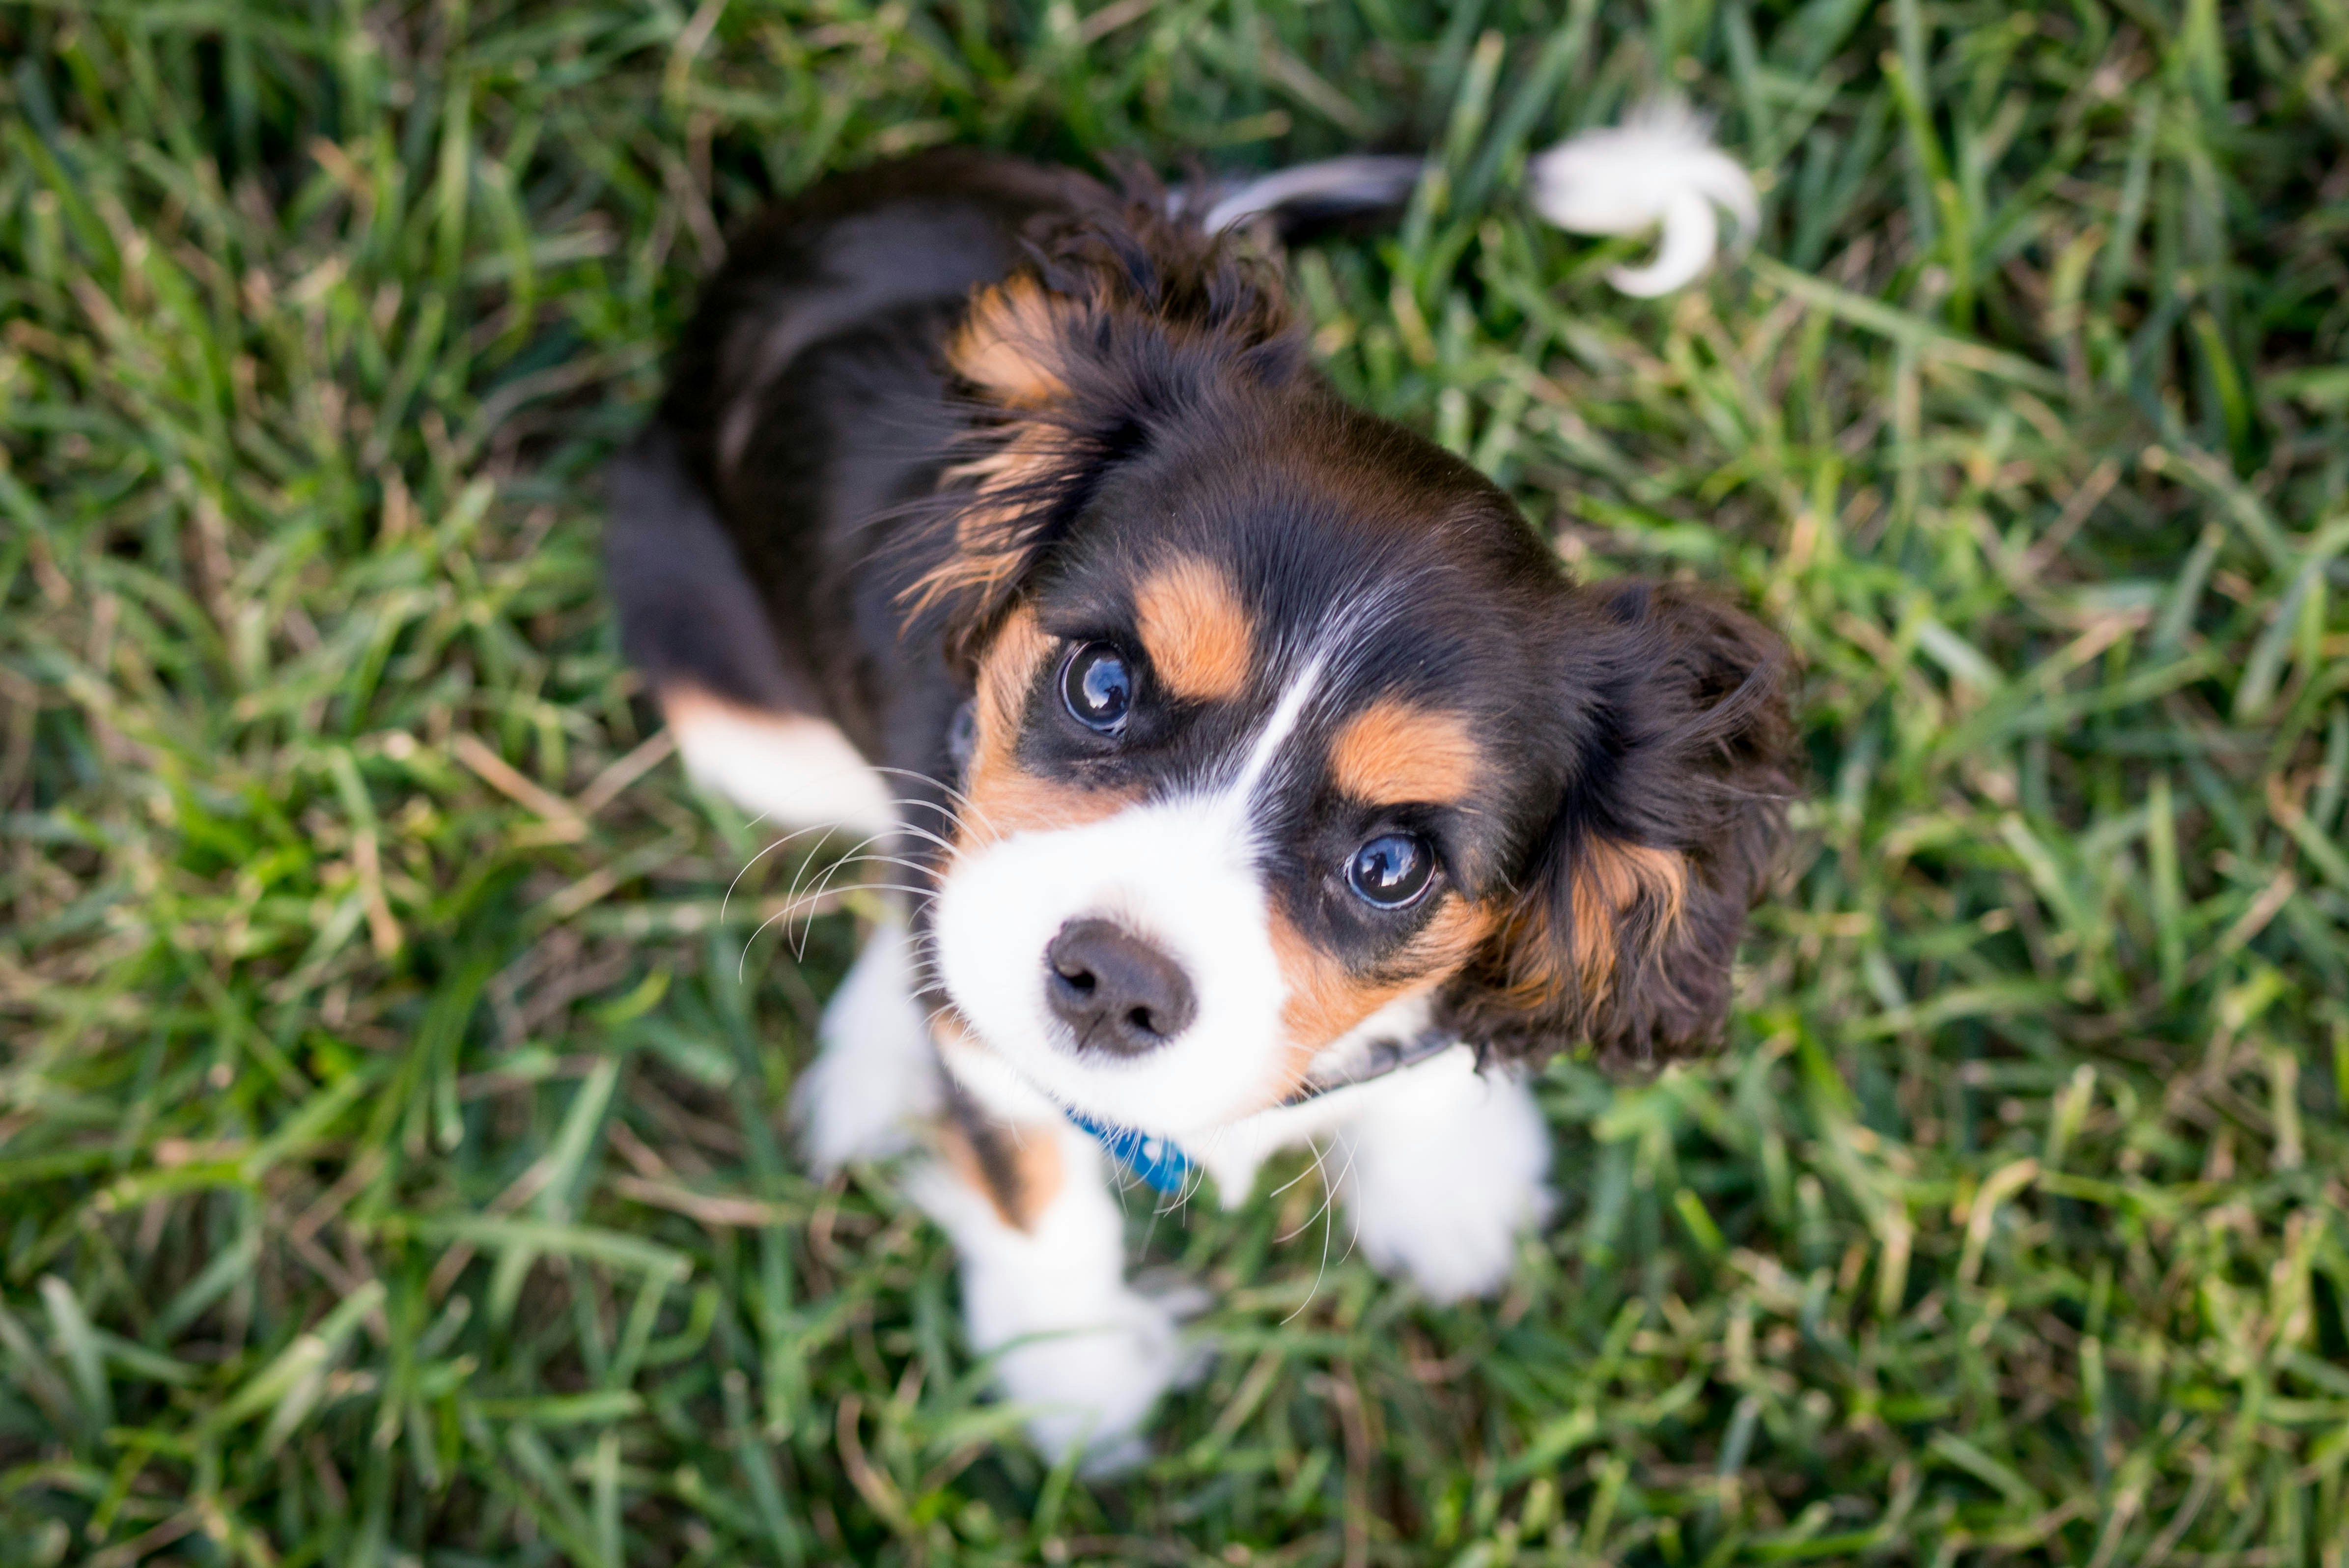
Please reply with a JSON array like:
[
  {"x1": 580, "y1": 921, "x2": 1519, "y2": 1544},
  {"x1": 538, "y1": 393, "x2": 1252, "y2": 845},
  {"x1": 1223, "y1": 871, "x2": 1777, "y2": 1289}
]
[{"x1": 608, "y1": 150, "x2": 1796, "y2": 1467}]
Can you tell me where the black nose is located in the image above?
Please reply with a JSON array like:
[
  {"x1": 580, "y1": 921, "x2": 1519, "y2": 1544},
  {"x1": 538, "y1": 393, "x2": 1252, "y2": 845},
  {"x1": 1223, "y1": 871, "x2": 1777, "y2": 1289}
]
[{"x1": 1043, "y1": 918, "x2": 1197, "y2": 1056}]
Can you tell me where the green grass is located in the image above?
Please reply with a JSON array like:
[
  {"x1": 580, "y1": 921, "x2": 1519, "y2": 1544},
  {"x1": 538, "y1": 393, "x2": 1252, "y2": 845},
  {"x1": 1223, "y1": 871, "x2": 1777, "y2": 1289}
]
[{"x1": 3, "y1": 0, "x2": 2348, "y2": 1563}]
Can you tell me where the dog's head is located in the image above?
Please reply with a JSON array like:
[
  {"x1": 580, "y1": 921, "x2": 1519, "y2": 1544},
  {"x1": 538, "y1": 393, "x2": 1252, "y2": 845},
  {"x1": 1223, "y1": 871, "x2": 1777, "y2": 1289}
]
[{"x1": 917, "y1": 196, "x2": 1798, "y2": 1137}]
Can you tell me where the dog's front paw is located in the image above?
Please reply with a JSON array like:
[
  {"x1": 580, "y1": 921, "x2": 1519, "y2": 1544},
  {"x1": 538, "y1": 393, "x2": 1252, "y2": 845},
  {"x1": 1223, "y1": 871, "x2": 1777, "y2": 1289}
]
[
  {"x1": 1340, "y1": 1055, "x2": 1553, "y2": 1304},
  {"x1": 988, "y1": 1281, "x2": 1201, "y2": 1473},
  {"x1": 1351, "y1": 1175, "x2": 1541, "y2": 1303},
  {"x1": 915, "y1": 1146, "x2": 1209, "y2": 1474}
]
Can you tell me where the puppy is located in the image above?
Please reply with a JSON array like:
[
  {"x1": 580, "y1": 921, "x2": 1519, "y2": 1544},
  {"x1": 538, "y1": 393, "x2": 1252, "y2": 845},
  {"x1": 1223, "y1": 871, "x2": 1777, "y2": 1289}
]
[{"x1": 607, "y1": 149, "x2": 1796, "y2": 1466}]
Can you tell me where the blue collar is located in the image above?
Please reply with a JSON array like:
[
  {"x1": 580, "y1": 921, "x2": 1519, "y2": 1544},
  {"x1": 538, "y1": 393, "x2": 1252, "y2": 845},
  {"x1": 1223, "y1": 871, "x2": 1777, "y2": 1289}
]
[{"x1": 1064, "y1": 1107, "x2": 1193, "y2": 1195}]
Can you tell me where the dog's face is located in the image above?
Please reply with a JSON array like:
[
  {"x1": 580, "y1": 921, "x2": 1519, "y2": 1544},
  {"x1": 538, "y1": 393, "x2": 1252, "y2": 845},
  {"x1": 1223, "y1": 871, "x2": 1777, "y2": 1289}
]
[{"x1": 919, "y1": 210, "x2": 1795, "y2": 1138}]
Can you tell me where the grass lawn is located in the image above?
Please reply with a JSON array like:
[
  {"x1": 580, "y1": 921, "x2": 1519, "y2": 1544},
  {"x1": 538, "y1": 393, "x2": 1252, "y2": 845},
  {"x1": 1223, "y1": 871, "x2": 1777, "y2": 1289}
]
[{"x1": 5, "y1": 0, "x2": 2349, "y2": 1563}]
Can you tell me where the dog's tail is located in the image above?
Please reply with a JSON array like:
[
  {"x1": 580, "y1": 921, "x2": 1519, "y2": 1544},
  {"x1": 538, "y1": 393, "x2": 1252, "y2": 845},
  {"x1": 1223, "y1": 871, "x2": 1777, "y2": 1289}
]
[
  {"x1": 1185, "y1": 101, "x2": 1757, "y2": 295},
  {"x1": 1178, "y1": 154, "x2": 1426, "y2": 240}
]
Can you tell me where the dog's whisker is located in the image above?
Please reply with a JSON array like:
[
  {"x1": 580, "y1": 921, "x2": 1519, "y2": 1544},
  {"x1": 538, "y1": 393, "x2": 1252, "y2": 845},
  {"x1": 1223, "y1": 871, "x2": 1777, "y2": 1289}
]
[
  {"x1": 867, "y1": 763, "x2": 1000, "y2": 841},
  {"x1": 779, "y1": 886, "x2": 941, "y2": 961},
  {"x1": 1281, "y1": 1133, "x2": 1359, "y2": 1327},
  {"x1": 769, "y1": 826, "x2": 904, "y2": 962},
  {"x1": 863, "y1": 809, "x2": 963, "y2": 860},
  {"x1": 738, "y1": 899, "x2": 803, "y2": 983},
  {"x1": 1265, "y1": 1133, "x2": 1332, "y2": 1200},
  {"x1": 737, "y1": 834, "x2": 944, "y2": 978},
  {"x1": 775, "y1": 881, "x2": 941, "y2": 910},
  {"x1": 1273, "y1": 1137, "x2": 1340, "y2": 1242},
  {"x1": 721, "y1": 813, "x2": 927, "y2": 944},
  {"x1": 783, "y1": 854, "x2": 947, "y2": 904},
  {"x1": 788, "y1": 857, "x2": 939, "y2": 960},
  {"x1": 721, "y1": 819, "x2": 851, "y2": 926},
  {"x1": 870, "y1": 790, "x2": 965, "y2": 823},
  {"x1": 836, "y1": 852, "x2": 949, "y2": 884}
]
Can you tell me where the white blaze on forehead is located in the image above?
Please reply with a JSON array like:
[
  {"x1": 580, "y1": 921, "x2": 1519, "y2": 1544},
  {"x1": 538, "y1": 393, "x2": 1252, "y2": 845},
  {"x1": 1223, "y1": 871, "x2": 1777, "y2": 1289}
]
[
  {"x1": 932, "y1": 643, "x2": 1341, "y2": 1136},
  {"x1": 1228, "y1": 648, "x2": 1329, "y2": 815}
]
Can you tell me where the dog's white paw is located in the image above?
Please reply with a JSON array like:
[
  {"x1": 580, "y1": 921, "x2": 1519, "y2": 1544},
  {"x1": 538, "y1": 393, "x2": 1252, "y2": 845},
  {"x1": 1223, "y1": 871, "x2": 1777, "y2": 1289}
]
[
  {"x1": 910, "y1": 1130, "x2": 1205, "y2": 1472},
  {"x1": 989, "y1": 1279, "x2": 1202, "y2": 1473},
  {"x1": 1339, "y1": 1054, "x2": 1554, "y2": 1304},
  {"x1": 1351, "y1": 1175, "x2": 1542, "y2": 1302}
]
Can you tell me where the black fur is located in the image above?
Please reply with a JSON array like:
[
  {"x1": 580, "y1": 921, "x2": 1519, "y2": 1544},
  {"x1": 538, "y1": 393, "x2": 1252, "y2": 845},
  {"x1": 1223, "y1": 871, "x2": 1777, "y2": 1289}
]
[{"x1": 1435, "y1": 581, "x2": 1799, "y2": 1069}]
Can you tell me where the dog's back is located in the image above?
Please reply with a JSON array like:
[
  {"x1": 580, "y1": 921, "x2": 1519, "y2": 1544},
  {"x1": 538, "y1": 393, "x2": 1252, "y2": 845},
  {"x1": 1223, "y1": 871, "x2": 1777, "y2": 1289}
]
[
  {"x1": 607, "y1": 151, "x2": 1424, "y2": 826},
  {"x1": 605, "y1": 152, "x2": 1108, "y2": 825}
]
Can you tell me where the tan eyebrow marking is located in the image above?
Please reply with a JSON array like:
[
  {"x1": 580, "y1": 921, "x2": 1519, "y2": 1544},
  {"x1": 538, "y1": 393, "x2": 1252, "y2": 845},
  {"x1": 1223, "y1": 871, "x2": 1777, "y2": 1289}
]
[
  {"x1": 1328, "y1": 698, "x2": 1483, "y2": 806},
  {"x1": 1133, "y1": 554, "x2": 1254, "y2": 703}
]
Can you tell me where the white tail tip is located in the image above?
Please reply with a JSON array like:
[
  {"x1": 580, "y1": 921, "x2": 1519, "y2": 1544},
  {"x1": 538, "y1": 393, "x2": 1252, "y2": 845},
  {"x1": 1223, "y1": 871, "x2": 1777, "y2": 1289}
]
[{"x1": 1527, "y1": 99, "x2": 1758, "y2": 297}]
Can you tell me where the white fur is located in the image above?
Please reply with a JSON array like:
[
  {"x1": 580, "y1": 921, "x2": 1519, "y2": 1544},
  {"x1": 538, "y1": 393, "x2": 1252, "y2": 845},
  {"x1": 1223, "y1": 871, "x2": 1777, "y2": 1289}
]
[
  {"x1": 1333, "y1": 1048, "x2": 1554, "y2": 1302},
  {"x1": 1185, "y1": 990, "x2": 1445, "y2": 1204},
  {"x1": 908, "y1": 1121, "x2": 1203, "y2": 1472},
  {"x1": 930, "y1": 656, "x2": 1329, "y2": 1137},
  {"x1": 931, "y1": 795, "x2": 1286, "y2": 1133},
  {"x1": 1528, "y1": 100, "x2": 1757, "y2": 297},
  {"x1": 1199, "y1": 154, "x2": 1425, "y2": 233},
  {"x1": 664, "y1": 688, "x2": 899, "y2": 838},
  {"x1": 794, "y1": 916, "x2": 941, "y2": 1172}
]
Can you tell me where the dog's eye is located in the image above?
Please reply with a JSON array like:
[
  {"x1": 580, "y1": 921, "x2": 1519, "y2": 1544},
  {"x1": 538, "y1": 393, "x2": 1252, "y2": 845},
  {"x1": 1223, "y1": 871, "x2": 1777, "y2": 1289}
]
[
  {"x1": 1061, "y1": 642, "x2": 1133, "y2": 733},
  {"x1": 1347, "y1": 833, "x2": 1434, "y2": 909}
]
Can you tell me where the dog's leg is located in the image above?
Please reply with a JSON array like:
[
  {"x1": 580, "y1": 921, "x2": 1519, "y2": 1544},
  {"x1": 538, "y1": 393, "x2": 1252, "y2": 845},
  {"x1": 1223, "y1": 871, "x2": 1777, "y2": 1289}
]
[
  {"x1": 606, "y1": 426, "x2": 902, "y2": 841},
  {"x1": 793, "y1": 914, "x2": 941, "y2": 1171},
  {"x1": 1330, "y1": 1048, "x2": 1554, "y2": 1304},
  {"x1": 909, "y1": 1094, "x2": 1201, "y2": 1472},
  {"x1": 662, "y1": 687, "x2": 900, "y2": 842}
]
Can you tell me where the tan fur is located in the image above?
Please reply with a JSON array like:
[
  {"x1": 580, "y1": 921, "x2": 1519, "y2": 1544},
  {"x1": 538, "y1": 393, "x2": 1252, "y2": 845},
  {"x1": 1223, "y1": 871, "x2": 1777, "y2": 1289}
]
[
  {"x1": 947, "y1": 275, "x2": 1072, "y2": 409},
  {"x1": 958, "y1": 608, "x2": 1138, "y2": 844},
  {"x1": 1328, "y1": 699, "x2": 1483, "y2": 807},
  {"x1": 1268, "y1": 898, "x2": 1497, "y2": 1086},
  {"x1": 898, "y1": 279, "x2": 1090, "y2": 624},
  {"x1": 970, "y1": 607, "x2": 1055, "y2": 771},
  {"x1": 936, "y1": 1114, "x2": 1065, "y2": 1233},
  {"x1": 1566, "y1": 839, "x2": 1689, "y2": 997},
  {"x1": 1482, "y1": 839, "x2": 1689, "y2": 1014},
  {"x1": 901, "y1": 425, "x2": 1068, "y2": 623},
  {"x1": 1134, "y1": 555, "x2": 1254, "y2": 702}
]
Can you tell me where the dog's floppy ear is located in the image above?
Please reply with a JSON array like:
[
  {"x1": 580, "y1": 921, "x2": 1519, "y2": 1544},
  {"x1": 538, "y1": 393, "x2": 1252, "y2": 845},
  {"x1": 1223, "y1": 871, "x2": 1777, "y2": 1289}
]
[
  {"x1": 1440, "y1": 582, "x2": 1799, "y2": 1071},
  {"x1": 900, "y1": 185, "x2": 1305, "y2": 665}
]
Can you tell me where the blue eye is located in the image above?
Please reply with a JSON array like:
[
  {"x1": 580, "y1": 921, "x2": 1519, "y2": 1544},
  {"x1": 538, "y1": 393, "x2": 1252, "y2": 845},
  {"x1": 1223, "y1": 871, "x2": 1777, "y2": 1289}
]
[
  {"x1": 1347, "y1": 833, "x2": 1434, "y2": 908},
  {"x1": 1062, "y1": 643, "x2": 1132, "y2": 732}
]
